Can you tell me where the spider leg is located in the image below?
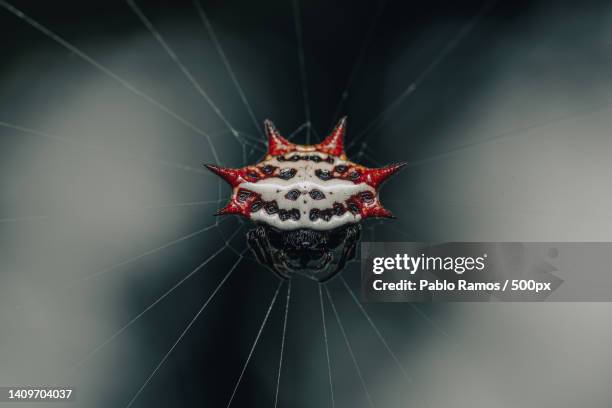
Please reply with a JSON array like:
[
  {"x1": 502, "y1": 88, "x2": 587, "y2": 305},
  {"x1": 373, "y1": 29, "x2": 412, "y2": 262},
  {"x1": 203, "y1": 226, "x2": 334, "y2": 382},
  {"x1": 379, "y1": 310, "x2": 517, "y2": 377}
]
[
  {"x1": 246, "y1": 226, "x2": 267, "y2": 264},
  {"x1": 317, "y1": 224, "x2": 361, "y2": 283},
  {"x1": 247, "y1": 225, "x2": 290, "y2": 280},
  {"x1": 312, "y1": 252, "x2": 333, "y2": 270}
]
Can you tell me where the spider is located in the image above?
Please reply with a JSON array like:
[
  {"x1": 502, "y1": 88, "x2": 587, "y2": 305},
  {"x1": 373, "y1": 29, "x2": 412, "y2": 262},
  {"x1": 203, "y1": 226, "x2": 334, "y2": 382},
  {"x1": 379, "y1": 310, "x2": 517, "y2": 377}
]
[{"x1": 205, "y1": 118, "x2": 405, "y2": 281}]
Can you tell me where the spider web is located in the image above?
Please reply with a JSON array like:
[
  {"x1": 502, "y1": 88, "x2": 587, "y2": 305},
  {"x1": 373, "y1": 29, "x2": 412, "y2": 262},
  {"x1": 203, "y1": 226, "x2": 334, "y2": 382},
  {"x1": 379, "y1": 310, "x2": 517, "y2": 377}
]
[{"x1": 1, "y1": 1, "x2": 611, "y2": 407}]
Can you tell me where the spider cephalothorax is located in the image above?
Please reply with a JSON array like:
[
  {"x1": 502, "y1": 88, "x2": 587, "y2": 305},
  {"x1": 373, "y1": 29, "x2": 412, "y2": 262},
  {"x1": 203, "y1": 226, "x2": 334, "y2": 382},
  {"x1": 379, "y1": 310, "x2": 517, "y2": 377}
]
[{"x1": 205, "y1": 117, "x2": 404, "y2": 281}]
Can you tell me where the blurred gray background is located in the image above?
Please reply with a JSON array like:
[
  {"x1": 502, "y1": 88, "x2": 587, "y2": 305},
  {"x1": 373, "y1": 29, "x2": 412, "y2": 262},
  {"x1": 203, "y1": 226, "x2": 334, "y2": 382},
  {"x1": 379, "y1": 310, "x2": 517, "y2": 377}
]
[{"x1": 0, "y1": 0, "x2": 611, "y2": 407}]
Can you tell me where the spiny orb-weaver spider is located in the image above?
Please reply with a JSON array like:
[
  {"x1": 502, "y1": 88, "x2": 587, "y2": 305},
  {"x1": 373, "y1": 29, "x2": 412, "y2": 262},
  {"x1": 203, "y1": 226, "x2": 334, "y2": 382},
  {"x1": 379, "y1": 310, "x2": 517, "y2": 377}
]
[{"x1": 205, "y1": 117, "x2": 405, "y2": 281}]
